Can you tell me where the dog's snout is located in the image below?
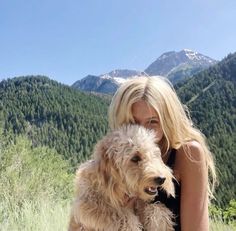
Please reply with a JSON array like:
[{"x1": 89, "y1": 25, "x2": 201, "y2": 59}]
[{"x1": 154, "y1": 176, "x2": 166, "y2": 185}]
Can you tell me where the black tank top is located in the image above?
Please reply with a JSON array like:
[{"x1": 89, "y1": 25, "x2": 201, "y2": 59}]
[{"x1": 153, "y1": 149, "x2": 181, "y2": 231}]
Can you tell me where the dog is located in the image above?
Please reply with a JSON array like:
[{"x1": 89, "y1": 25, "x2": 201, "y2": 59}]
[{"x1": 68, "y1": 124, "x2": 175, "y2": 231}]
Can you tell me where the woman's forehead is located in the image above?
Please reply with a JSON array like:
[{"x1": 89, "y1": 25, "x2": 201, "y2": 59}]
[{"x1": 131, "y1": 100, "x2": 159, "y2": 121}]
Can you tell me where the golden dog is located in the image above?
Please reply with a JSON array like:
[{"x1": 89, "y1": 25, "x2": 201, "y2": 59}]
[{"x1": 69, "y1": 125, "x2": 175, "y2": 231}]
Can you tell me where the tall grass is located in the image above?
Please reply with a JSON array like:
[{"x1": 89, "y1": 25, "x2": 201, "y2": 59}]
[
  {"x1": 1, "y1": 197, "x2": 71, "y2": 231},
  {"x1": 0, "y1": 136, "x2": 73, "y2": 231},
  {"x1": 1, "y1": 196, "x2": 235, "y2": 231},
  {"x1": 210, "y1": 221, "x2": 236, "y2": 231}
]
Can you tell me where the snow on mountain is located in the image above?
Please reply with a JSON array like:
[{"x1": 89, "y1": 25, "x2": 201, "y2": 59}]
[
  {"x1": 182, "y1": 49, "x2": 215, "y2": 63},
  {"x1": 145, "y1": 49, "x2": 217, "y2": 83},
  {"x1": 100, "y1": 70, "x2": 144, "y2": 84}
]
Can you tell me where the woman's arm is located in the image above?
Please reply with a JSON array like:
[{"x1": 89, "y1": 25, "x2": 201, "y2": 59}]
[{"x1": 177, "y1": 141, "x2": 209, "y2": 231}]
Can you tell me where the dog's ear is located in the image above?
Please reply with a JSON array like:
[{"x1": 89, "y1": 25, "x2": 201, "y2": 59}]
[
  {"x1": 92, "y1": 137, "x2": 125, "y2": 207},
  {"x1": 93, "y1": 137, "x2": 112, "y2": 185},
  {"x1": 93, "y1": 136, "x2": 109, "y2": 161}
]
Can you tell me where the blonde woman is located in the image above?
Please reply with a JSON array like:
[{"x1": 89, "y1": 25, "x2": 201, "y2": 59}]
[{"x1": 108, "y1": 76, "x2": 216, "y2": 231}]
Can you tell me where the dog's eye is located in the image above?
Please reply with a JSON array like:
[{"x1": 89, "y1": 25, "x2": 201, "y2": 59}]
[{"x1": 131, "y1": 155, "x2": 141, "y2": 163}]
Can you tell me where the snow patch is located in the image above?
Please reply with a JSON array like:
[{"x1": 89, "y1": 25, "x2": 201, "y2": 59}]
[
  {"x1": 100, "y1": 74, "x2": 113, "y2": 80},
  {"x1": 113, "y1": 75, "x2": 142, "y2": 84},
  {"x1": 113, "y1": 77, "x2": 128, "y2": 84}
]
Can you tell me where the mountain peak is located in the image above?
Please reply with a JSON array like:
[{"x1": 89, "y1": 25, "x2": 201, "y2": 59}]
[
  {"x1": 101, "y1": 69, "x2": 144, "y2": 79},
  {"x1": 179, "y1": 49, "x2": 215, "y2": 63},
  {"x1": 145, "y1": 49, "x2": 217, "y2": 80},
  {"x1": 182, "y1": 48, "x2": 195, "y2": 52},
  {"x1": 72, "y1": 69, "x2": 144, "y2": 94},
  {"x1": 158, "y1": 51, "x2": 176, "y2": 60}
]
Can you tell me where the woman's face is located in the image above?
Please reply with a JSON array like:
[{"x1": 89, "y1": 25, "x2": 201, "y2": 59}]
[{"x1": 131, "y1": 100, "x2": 164, "y2": 143}]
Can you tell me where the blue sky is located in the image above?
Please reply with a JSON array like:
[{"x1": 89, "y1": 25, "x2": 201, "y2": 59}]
[{"x1": 1, "y1": 0, "x2": 236, "y2": 85}]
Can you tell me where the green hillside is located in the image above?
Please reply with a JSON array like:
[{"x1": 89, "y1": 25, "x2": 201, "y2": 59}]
[
  {"x1": 176, "y1": 53, "x2": 236, "y2": 208},
  {"x1": 0, "y1": 76, "x2": 109, "y2": 167}
]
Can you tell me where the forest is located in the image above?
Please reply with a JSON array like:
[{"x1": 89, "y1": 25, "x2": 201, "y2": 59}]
[{"x1": 0, "y1": 76, "x2": 109, "y2": 167}]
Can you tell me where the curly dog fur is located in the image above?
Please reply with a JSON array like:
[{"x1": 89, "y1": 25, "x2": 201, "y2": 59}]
[{"x1": 68, "y1": 125, "x2": 175, "y2": 231}]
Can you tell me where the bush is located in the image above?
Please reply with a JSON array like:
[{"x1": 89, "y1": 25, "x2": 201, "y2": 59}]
[
  {"x1": 210, "y1": 200, "x2": 236, "y2": 227},
  {"x1": 0, "y1": 135, "x2": 73, "y2": 228}
]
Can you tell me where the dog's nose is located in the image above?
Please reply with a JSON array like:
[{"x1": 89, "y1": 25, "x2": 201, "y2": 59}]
[{"x1": 154, "y1": 177, "x2": 166, "y2": 185}]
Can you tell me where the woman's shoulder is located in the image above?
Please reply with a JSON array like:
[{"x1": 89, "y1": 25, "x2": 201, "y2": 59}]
[
  {"x1": 177, "y1": 140, "x2": 206, "y2": 162},
  {"x1": 175, "y1": 141, "x2": 207, "y2": 182}
]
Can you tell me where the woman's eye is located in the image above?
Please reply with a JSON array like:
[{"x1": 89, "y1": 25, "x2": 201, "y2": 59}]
[
  {"x1": 131, "y1": 155, "x2": 141, "y2": 163},
  {"x1": 150, "y1": 120, "x2": 158, "y2": 124},
  {"x1": 147, "y1": 120, "x2": 159, "y2": 127}
]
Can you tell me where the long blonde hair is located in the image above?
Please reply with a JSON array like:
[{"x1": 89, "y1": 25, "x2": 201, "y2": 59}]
[{"x1": 108, "y1": 76, "x2": 216, "y2": 198}]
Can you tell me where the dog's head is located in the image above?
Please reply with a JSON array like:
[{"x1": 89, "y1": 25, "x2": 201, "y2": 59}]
[{"x1": 93, "y1": 124, "x2": 175, "y2": 204}]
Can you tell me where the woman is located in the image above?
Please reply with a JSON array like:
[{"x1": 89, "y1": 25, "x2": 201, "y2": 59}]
[{"x1": 108, "y1": 76, "x2": 216, "y2": 231}]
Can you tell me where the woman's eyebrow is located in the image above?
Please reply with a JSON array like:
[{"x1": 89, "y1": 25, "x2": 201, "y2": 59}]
[
  {"x1": 133, "y1": 116, "x2": 159, "y2": 122},
  {"x1": 147, "y1": 116, "x2": 159, "y2": 120}
]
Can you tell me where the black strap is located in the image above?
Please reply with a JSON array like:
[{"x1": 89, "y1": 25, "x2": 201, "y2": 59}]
[{"x1": 166, "y1": 149, "x2": 176, "y2": 169}]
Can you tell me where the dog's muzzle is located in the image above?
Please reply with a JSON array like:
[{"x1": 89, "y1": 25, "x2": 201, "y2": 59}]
[
  {"x1": 144, "y1": 177, "x2": 166, "y2": 195},
  {"x1": 144, "y1": 186, "x2": 158, "y2": 195}
]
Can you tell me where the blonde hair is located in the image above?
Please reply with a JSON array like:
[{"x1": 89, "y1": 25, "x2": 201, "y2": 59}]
[{"x1": 108, "y1": 76, "x2": 216, "y2": 198}]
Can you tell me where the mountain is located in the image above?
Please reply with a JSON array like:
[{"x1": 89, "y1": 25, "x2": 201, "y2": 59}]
[
  {"x1": 145, "y1": 49, "x2": 218, "y2": 83},
  {"x1": 176, "y1": 52, "x2": 236, "y2": 208},
  {"x1": 72, "y1": 69, "x2": 144, "y2": 94},
  {"x1": 0, "y1": 76, "x2": 109, "y2": 167},
  {"x1": 72, "y1": 49, "x2": 217, "y2": 94}
]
